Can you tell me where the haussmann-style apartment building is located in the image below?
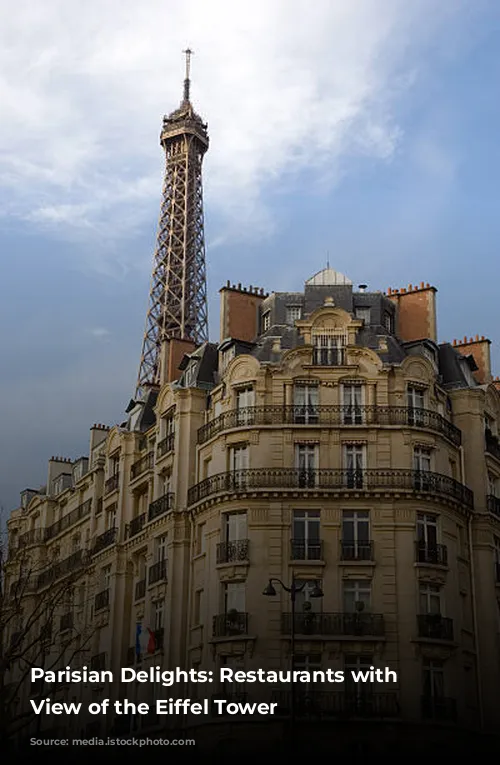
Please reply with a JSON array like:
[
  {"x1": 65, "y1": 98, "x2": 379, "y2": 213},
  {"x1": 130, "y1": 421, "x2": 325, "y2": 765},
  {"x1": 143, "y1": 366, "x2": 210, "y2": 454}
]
[{"x1": 5, "y1": 267, "x2": 500, "y2": 753}]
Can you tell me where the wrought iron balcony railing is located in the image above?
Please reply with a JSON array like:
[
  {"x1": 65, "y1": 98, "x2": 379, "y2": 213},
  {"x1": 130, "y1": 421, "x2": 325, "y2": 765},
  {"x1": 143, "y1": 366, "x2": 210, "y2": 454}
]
[
  {"x1": 417, "y1": 614, "x2": 454, "y2": 641},
  {"x1": 148, "y1": 492, "x2": 174, "y2": 523},
  {"x1": 487, "y1": 494, "x2": 500, "y2": 519},
  {"x1": 17, "y1": 528, "x2": 45, "y2": 549},
  {"x1": 415, "y1": 541, "x2": 448, "y2": 566},
  {"x1": 271, "y1": 690, "x2": 400, "y2": 718},
  {"x1": 37, "y1": 549, "x2": 89, "y2": 589},
  {"x1": 281, "y1": 612, "x2": 385, "y2": 637},
  {"x1": 213, "y1": 611, "x2": 249, "y2": 638},
  {"x1": 148, "y1": 559, "x2": 167, "y2": 585},
  {"x1": 91, "y1": 527, "x2": 117, "y2": 556},
  {"x1": 290, "y1": 538, "x2": 323, "y2": 561},
  {"x1": 95, "y1": 588, "x2": 110, "y2": 611},
  {"x1": 421, "y1": 695, "x2": 457, "y2": 722},
  {"x1": 130, "y1": 451, "x2": 154, "y2": 480},
  {"x1": 104, "y1": 473, "x2": 120, "y2": 495},
  {"x1": 135, "y1": 579, "x2": 146, "y2": 601},
  {"x1": 340, "y1": 541, "x2": 373, "y2": 561},
  {"x1": 198, "y1": 405, "x2": 461, "y2": 446},
  {"x1": 45, "y1": 499, "x2": 92, "y2": 541},
  {"x1": 188, "y1": 469, "x2": 473, "y2": 509},
  {"x1": 313, "y1": 347, "x2": 346, "y2": 366},
  {"x1": 127, "y1": 513, "x2": 146, "y2": 539},
  {"x1": 157, "y1": 433, "x2": 175, "y2": 458},
  {"x1": 216, "y1": 539, "x2": 249, "y2": 564},
  {"x1": 60, "y1": 612, "x2": 74, "y2": 632}
]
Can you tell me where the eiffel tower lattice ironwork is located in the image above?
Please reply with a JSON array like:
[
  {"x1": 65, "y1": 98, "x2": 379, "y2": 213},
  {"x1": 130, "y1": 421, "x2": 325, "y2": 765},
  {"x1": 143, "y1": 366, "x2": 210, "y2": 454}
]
[{"x1": 135, "y1": 49, "x2": 209, "y2": 399}]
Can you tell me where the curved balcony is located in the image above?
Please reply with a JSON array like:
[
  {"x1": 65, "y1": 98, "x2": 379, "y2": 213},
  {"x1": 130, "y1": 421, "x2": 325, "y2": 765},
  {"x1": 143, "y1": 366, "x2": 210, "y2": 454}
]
[
  {"x1": 187, "y1": 468, "x2": 473, "y2": 510},
  {"x1": 197, "y1": 405, "x2": 461, "y2": 446}
]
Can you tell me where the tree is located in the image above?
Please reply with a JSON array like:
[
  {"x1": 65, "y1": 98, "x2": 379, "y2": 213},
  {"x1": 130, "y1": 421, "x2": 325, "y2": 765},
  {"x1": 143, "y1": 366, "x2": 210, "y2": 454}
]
[{"x1": 0, "y1": 536, "x2": 98, "y2": 748}]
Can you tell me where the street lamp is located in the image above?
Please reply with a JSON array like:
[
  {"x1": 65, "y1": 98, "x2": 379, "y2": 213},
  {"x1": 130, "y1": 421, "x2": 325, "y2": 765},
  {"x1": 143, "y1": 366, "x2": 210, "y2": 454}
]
[{"x1": 263, "y1": 577, "x2": 324, "y2": 730}]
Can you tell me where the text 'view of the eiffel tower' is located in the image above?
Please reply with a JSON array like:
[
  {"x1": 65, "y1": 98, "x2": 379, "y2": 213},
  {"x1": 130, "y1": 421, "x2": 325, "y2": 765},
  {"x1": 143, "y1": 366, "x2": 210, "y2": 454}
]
[{"x1": 135, "y1": 49, "x2": 209, "y2": 400}]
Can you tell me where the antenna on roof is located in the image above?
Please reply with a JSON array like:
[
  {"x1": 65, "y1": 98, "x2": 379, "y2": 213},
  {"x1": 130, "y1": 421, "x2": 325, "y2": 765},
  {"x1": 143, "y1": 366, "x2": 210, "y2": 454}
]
[{"x1": 326, "y1": 251, "x2": 330, "y2": 269}]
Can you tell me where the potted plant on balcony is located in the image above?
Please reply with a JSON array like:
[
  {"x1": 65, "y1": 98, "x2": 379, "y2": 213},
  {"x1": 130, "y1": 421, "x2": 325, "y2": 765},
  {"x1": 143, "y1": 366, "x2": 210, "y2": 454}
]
[{"x1": 226, "y1": 608, "x2": 241, "y2": 635}]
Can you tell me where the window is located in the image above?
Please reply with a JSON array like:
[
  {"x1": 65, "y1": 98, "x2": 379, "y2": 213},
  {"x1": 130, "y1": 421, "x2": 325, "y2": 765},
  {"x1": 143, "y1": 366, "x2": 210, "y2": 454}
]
[
  {"x1": 220, "y1": 345, "x2": 235, "y2": 373},
  {"x1": 110, "y1": 454, "x2": 120, "y2": 475},
  {"x1": 152, "y1": 600, "x2": 164, "y2": 631},
  {"x1": 102, "y1": 565, "x2": 111, "y2": 590},
  {"x1": 196, "y1": 523, "x2": 206, "y2": 555},
  {"x1": 343, "y1": 580, "x2": 371, "y2": 612},
  {"x1": 292, "y1": 510, "x2": 321, "y2": 560},
  {"x1": 344, "y1": 655, "x2": 373, "y2": 702},
  {"x1": 407, "y1": 385, "x2": 425, "y2": 426},
  {"x1": 262, "y1": 311, "x2": 271, "y2": 332},
  {"x1": 155, "y1": 534, "x2": 167, "y2": 562},
  {"x1": 413, "y1": 446, "x2": 432, "y2": 489},
  {"x1": 419, "y1": 583, "x2": 441, "y2": 614},
  {"x1": 343, "y1": 443, "x2": 365, "y2": 488},
  {"x1": 422, "y1": 659, "x2": 444, "y2": 699},
  {"x1": 193, "y1": 590, "x2": 203, "y2": 625},
  {"x1": 383, "y1": 312, "x2": 393, "y2": 333},
  {"x1": 295, "y1": 443, "x2": 317, "y2": 487},
  {"x1": 229, "y1": 445, "x2": 249, "y2": 488},
  {"x1": 225, "y1": 512, "x2": 247, "y2": 542},
  {"x1": 342, "y1": 383, "x2": 364, "y2": 424},
  {"x1": 221, "y1": 656, "x2": 245, "y2": 697},
  {"x1": 286, "y1": 305, "x2": 302, "y2": 325},
  {"x1": 355, "y1": 307, "x2": 371, "y2": 324},
  {"x1": 184, "y1": 361, "x2": 197, "y2": 387},
  {"x1": 294, "y1": 654, "x2": 322, "y2": 694},
  {"x1": 295, "y1": 580, "x2": 323, "y2": 613},
  {"x1": 416, "y1": 513, "x2": 444, "y2": 564},
  {"x1": 489, "y1": 474, "x2": 499, "y2": 497},
  {"x1": 293, "y1": 383, "x2": 319, "y2": 424},
  {"x1": 312, "y1": 330, "x2": 346, "y2": 366},
  {"x1": 236, "y1": 387, "x2": 255, "y2": 425},
  {"x1": 223, "y1": 582, "x2": 246, "y2": 613},
  {"x1": 342, "y1": 511, "x2": 371, "y2": 560},
  {"x1": 71, "y1": 533, "x2": 81, "y2": 552},
  {"x1": 106, "y1": 505, "x2": 116, "y2": 530}
]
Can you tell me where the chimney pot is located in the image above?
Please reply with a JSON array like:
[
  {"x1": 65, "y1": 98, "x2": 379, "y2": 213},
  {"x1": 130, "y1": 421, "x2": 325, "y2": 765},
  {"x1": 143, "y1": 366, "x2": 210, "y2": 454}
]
[
  {"x1": 475, "y1": 334, "x2": 479, "y2": 341},
  {"x1": 481, "y1": 335, "x2": 485, "y2": 340},
  {"x1": 408, "y1": 284, "x2": 412, "y2": 291},
  {"x1": 420, "y1": 281, "x2": 424, "y2": 289}
]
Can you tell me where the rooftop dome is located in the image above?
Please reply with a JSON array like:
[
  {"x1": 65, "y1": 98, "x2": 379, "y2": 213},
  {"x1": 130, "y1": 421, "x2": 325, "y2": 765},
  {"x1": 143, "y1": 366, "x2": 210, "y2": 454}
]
[{"x1": 305, "y1": 267, "x2": 352, "y2": 286}]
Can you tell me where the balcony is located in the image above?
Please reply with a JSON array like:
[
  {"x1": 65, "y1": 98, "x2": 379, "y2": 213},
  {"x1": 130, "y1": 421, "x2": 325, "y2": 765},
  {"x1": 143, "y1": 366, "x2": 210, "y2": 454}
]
[
  {"x1": 216, "y1": 539, "x2": 249, "y2": 564},
  {"x1": 91, "y1": 527, "x2": 117, "y2": 556},
  {"x1": 17, "y1": 528, "x2": 45, "y2": 549},
  {"x1": 340, "y1": 541, "x2": 373, "y2": 561},
  {"x1": 135, "y1": 579, "x2": 146, "y2": 601},
  {"x1": 421, "y1": 695, "x2": 457, "y2": 722},
  {"x1": 271, "y1": 690, "x2": 399, "y2": 719},
  {"x1": 188, "y1": 469, "x2": 473, "y2": 510},
  {"x1": 148, "y1": 492, "x2": 174, "y2": 523},
  {"x1": 212, "y1": 611, "x2": 249, "y2": 638},
  {"x1": 37, "y1": 549, "x2": 89, "y2": 588},
  {"x1": 290, "y1": 538, "x2": 323, "y2": 561},
  {"x1": 281, "y1": 612, "x2": 385, "y2": 637},
  {"x1": 313, "y1": 347, "x2": 346, "y2": 366},
  {"x1": 45, "y1": 499, "x2": 92, "y2": 541},
  {"x1": 104, "y1": 473, "x2": 119, "y2": 495},
  {"x1": 127, "y1": 513, "x2": 146, "y2": 539},
  {"x1": 95, "y1": 588, "x2": 110, "y2": 611},
  {"x1": 157, "y1": 433, "x2": 175, "y2": 458},
  {"x1": 148, "y1": 559, "x2": 167, "y2": 585},
  {"x1": 60, "y1": 612, "x2": 74, "y2": 632},
  {"x1": 130, "y1": 451, "x2": 154, "y2": 481},
  {"x1": 415, "y1": 542, "x2": 448, "y2": 566},
  {"x1": 417, "y1": 614, "x2": 454, "y2": 641},
  {"x1": 197, "y1": 405, "x2": 461, "y2": 446},
  {"x1": 487, "y1": 494, "x2": 500, "y2": 519}
]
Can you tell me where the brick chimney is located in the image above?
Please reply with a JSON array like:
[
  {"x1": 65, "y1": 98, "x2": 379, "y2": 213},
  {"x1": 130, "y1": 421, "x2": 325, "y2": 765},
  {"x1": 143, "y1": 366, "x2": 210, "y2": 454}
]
[
  {"x1": 452, "y1": 335, "x2": 492, "y2": 384},
  {"x1": 160, "y1": 337, "x2": 196, "y2": 383},
  {"x1": 385, "y1": 282, "x2": 437, "y2": 343},
  {"x1": 219, "y1": 281, "x2": 268, "y2": 344}
]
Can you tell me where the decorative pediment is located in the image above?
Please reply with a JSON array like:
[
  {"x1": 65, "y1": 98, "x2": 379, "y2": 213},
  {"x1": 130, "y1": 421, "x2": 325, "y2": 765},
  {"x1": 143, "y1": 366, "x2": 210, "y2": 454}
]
[
  {"x1": 344, "y1": 347, "x2": 383, "y2": 374},
  {"x1": 401, "y1": 356, "x2": 435, "y2": 383},
  {"x1": 225, "y1": 354, "x2": 260, "y2": 385},
  {"x1": 156, "y1": 382, "x2": 176, "y2": 415},
  {"x1": 485, "y1": 384, "x2": 500, "y2": 417}
]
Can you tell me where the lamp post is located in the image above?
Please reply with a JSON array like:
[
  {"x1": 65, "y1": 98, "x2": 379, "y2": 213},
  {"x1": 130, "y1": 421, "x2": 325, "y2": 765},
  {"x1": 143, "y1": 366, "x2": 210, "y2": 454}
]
[{"x1": 263, "y1": 576, "x2": 323, "y2": 732}]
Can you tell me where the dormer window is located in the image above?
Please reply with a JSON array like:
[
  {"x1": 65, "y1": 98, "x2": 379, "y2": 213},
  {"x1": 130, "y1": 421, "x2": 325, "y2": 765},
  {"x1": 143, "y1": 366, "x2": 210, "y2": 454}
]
[
  {"x1": 383, "y1": 312, "x2": 393, "y2": 333},
  {"x1": 262, "y1": 311, "x2": 271, "y2": 332},
  {"x1": 184, "y1": 361, "x2": 197, "y2": 387},
  {"x1": 220, "y1": 344, "x2": 235, "y2": 374},
  {"x1": 355, "y1": 307, "x2": 371, "y2": 324},
  {"x1": 286, "y1": 305, "x2": 302, "y2": 325},
  {"x1": 312, "y1": 329, "x2": 347, "y2": 365}
]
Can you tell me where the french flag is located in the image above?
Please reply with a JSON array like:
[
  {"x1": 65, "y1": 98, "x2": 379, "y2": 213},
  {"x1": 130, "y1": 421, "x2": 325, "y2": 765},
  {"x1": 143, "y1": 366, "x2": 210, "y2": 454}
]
[{"x1": 135, "y1": 623, "x2": 156, "y2": 657}]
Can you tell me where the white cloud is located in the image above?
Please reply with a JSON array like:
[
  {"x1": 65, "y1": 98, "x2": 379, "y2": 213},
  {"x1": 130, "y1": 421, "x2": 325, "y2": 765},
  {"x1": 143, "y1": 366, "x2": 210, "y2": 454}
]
[
  {"x1": 0, "y1": 0, "x2": 470, "y2": 266},
  {"x1": 88, "y1": 327, "x2": 111, "y2": 339}
]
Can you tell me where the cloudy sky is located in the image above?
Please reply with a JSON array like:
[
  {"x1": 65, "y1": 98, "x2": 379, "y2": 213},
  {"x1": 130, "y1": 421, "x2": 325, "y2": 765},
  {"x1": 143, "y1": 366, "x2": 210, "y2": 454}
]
[{"x1": 1, "y1": 0, "x2": 500, "y2": 512}]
